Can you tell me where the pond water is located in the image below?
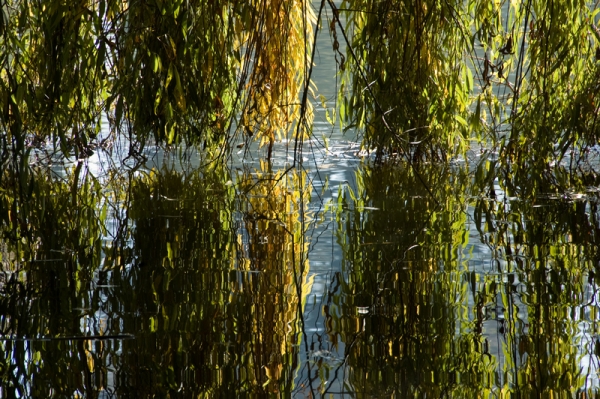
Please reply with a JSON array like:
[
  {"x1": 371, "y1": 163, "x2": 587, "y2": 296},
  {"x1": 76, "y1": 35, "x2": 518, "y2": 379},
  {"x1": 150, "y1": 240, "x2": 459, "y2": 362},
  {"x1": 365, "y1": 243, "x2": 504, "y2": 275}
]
[{"x1": 3, "y1": 10, "x2": 600, "y2": 399}]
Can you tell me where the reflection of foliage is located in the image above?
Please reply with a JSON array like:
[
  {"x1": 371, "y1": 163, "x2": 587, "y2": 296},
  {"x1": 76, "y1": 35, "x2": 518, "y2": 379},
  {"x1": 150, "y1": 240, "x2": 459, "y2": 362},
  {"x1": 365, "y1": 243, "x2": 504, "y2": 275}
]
[
  {"x1": 129, "y1": 166, "x2": 236, "y2": 270},
  {"x1": 0, "y1": 163, "x2": 107, "y2": 283},
  {"x1": 114, "y1": 164, "x2": 312, "y2": 396},
  {"x1": 237, "y1": 160, "x2": 312, "y2": 272},
  {"x1": 0, "y1": 154, "x2": 314, "y2": 396},
  {"x1": 0, "y1": 165, "x2": 109, "y2": 397},
  {"x1": 472, "y1": 163, "x2": 600, "y2": 396},
  {"x1": 335, "y1": 164, "x2": 470, "y2": 268},
  {"x1": 235, "y1": 162, "x2": 313, "y2": 394},
  {"x1": 325, "y1": 163, "x2": 600, "y2": 396},
  {"x1": 327, "y1": 164, "x2": 494, "y2": 396},
  {"x1": 119, "y1": 165, "x2": 237, "y2": 396}
]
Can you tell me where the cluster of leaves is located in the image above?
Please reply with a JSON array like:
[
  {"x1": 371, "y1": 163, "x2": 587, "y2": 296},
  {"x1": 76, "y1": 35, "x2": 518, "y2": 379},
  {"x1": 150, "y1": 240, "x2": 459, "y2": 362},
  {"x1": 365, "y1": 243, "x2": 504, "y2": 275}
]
[
  {"x1": 337, "y1": 0, "x2": 473, "y2": 162},
  {"x1": 0, "y1": 0, "x2": 108, "y2": 160},
  {"x1": 337, "y1": 0, "x2": 600, "y2": 177},
  {"x1": 470, "y1": 0, "x2": 600, "y2": 185},
  {"x1": 109, "y1": 0, "x2": 239, "y2": 149},
  {"x1": 239, "y1": 0, "x2": 317, "y2": 159},
  {"x1": 500, "y1": 1, "x2": 600, "y2": 173},
  {"x1": 0, "y1": 0, "x2": 316, "y2": 164},
  {"x1": 1, "y1": 0, "x2": 599, "y2": 174}
]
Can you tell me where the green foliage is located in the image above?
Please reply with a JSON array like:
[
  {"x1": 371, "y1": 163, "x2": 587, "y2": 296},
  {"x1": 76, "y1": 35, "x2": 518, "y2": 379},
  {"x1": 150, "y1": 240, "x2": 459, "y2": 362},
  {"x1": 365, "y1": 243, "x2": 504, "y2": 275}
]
[
  {"x1": 0, "y1": 0, "x2": 316, "y2": 161},
  {"x1": 239, "y1": 0, "x2": 316, "y2": 158},
  {"x1": 1, "y1": 0, "x2": 600, "y2": 173},
  {"x1": 0, "y1": 0, "x2": 107, "y2": 157},
  {"x1": 109, "y1": 0, "x2": 239, "y2": 148},
  {"x1": 469, "y1": 0, "x2": 600, "y2": 184},
  {"x1": 331, "y1": 0, "x2": 600, "y2": 177},
  {"x1": 337, "y1": 0, "x2": 474, "y2": 161}
]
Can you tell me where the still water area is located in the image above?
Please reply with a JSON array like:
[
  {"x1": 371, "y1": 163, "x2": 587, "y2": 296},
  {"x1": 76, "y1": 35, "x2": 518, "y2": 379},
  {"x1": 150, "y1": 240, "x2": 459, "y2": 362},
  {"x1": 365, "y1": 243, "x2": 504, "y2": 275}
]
[{"x1": 3, "y1": 30, "x2": 600, "y2": 399}]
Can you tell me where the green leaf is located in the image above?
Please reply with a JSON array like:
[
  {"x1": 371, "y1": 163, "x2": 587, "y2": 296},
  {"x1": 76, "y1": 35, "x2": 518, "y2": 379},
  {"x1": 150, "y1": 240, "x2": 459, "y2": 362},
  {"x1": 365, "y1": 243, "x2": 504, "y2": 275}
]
[
  {"x1": 154, "y1": 89, "x2": 163, "y2": 115},
  {"x1": 173, "y1": 66, "x2": 186, "y2": 111},
  {"x1": 465, "y1": 66, "x2": 473, "y2": 93},
  {"x1": 166, "y1": 63, "x2": 174, "y2": 88}
]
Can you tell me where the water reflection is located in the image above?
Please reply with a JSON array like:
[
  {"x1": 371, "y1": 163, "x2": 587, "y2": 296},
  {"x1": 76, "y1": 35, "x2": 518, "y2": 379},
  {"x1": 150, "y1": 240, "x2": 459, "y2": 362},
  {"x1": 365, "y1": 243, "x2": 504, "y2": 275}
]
[
  {"x1": 0, "y1": 161, "x2": 316, "y2": 396},
  {"x1": 1, "y1": 158, "x2": 600, "y2": 397},
  {"x1": 326, "y1": 164, "x2": 482, "y2": 396},
  {"x1": 473, "y1": 166, "x2": 600, "y2": 395},
  {"x1": 304, "y1": 161, "x2": 600, "y2": 397}
]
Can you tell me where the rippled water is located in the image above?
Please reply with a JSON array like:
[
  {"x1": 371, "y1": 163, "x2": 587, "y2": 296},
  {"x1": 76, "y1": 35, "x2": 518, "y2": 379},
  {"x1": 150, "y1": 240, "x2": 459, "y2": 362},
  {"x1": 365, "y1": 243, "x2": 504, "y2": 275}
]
[{"x1": 3, "y1": 122, "x2": 600, "y2": 397}]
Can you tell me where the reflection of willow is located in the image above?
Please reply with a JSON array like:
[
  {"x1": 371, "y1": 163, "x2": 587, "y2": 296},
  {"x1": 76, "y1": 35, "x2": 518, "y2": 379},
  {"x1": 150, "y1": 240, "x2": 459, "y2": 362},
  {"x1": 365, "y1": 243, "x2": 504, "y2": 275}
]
[
  {"x1": 328, "y1": 164, "x2": 497, "y2": 396},
  {"x1": 118, "y1": 164, "x2": 312, "y2": 396},
  {"x1": 0, "y1": 164, "x2": 112, "y2": 397},
  {"x1": 474, "y1": 178, "x2": 600, "y2": 396},
  {"x1": 118, "y1": 165, "x2": 236, "y2": 396},
  {"x1": 235, "y1": 162, "x2": 313, "y2": 395}
]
